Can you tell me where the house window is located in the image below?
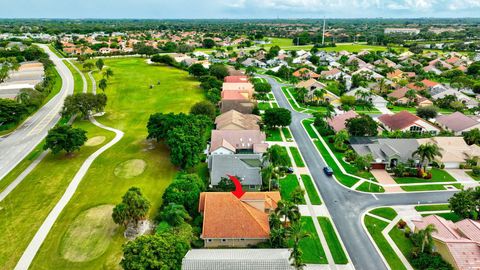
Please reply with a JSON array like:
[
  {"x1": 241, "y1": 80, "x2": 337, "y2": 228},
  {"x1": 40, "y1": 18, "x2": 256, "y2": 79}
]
[
  {"x1": 249, "y1": 185, "x2": 256, "y2": 189},
  {"x1": 207, "y1": 239, "x2": 212, "y2": 242},
  {"x1": 221, "y1": 239, "x2": 227, "y2": 242},
  {"x1": 409, "y1": 126, "x2": 423, "y2": 133}
]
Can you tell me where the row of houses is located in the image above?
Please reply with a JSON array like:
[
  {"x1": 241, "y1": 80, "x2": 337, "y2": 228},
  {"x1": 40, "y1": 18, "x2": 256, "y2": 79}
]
[{"x1": 199, "y1": 75, "x2": 280, "y2": 249}]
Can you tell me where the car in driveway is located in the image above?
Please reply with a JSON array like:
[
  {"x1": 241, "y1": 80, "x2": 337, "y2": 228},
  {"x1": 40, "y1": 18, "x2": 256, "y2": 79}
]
[{"x1": 323, "y1": 166, "x2": 333, "y2": 176}]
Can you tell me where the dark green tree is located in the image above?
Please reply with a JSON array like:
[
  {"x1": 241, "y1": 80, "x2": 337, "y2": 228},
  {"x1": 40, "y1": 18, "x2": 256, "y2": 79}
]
[
  {"x1": 112, "y1": 187, "x2": 151, "y2": 227},
  {"x1": 43, "y1": 125, "x2": 87, "y2": 155},
  {"x1": 262, "y1": 108, "x2": 291, "y2": 129},
  {"x1": 190, "y1": 101, "x2": 216, "y2": 120}
]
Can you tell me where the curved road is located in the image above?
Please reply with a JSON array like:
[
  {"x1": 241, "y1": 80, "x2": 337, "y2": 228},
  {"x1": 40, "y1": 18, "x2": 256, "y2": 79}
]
[
  {"x1": 261, "y1": 75, "x2": 456, "y2": 270},
  {"x1": 0, "y1": 44, "x2": 74, "y2": 181}
]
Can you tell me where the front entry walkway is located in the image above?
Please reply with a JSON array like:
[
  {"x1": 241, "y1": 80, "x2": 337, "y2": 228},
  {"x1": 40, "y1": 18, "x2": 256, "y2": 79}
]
[{"x1": 370, "y1": 170, "x2": 404, "y2": 192}]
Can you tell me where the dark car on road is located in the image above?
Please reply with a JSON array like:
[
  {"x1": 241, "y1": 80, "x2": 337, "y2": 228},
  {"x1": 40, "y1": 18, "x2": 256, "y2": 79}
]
[{"x1": 323, "y1": 166, "x2": 333, "y2": 176}]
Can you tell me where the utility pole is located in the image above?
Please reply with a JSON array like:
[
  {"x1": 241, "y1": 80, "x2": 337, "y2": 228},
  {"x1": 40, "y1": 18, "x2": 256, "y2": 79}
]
[{"x1": 322, "y1": 17, "x2": 326, "y2": 45}]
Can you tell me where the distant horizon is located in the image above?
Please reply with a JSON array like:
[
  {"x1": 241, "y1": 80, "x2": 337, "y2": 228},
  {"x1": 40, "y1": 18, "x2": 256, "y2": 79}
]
[
  {"x1": 2, "y1": 0, "x2": 480, "y2": 20},
  {"x1": 1, "y1": 17, "x2": 480, "y2": 20}
]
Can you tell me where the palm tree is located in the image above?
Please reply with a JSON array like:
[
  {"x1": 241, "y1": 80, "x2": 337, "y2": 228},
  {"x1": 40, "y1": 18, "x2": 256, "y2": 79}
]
[
  {"x1": 275, "y1": 200, "x2": 300, "y2": 227},
  {"x1": 313, "y1": 89, "x2": 326, "y2": 105},
  {"x1": 288, "y1": 221, "x2": 310, "y2": 270},
  {"x1": 358, "y1": 90, "x2": 372, "y2": 101},
  {"x1": 324, "y1": 104, "x2": 335, "y2": 120},
  {"x1": 296, "y1": 87, "x2": 308, "y2": 104},
  {"x1": 269, "y1": 227, "x2": 287, "y2": 248},
  {"x1": 412, "y1": 143, "x2": 443, "y2": 170},
  {"x1": 98, "y1": 78, "x2": 108, "y2": 92},
  {"x1": 405, "y1": 89, "x2": 417, "y2": 104},
  {"x1": 103, "y1": 68, "x2": 114, "y2": 79},
  {"x1": 419, "y1": 224, "x2": 437, "y2": 253},
  {"x1": 334, "y1": 130, "x2": 349, "y2": 151},
  {"x1": 377, "y1": 78, "x2": 388, "y2": 95}
]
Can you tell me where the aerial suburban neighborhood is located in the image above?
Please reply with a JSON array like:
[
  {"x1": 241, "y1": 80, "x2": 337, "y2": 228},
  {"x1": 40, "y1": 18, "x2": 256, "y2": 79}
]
[{"x1": 1, "y1": 1, "x2": 480, "y2": 270}]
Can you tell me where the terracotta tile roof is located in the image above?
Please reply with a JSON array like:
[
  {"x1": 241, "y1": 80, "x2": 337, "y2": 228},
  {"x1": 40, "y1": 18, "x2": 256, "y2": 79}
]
[
  {"x1": 320, "y1": 68, "x2": 341, "y2": 77},
  {"x1": 421, "y1": 79, "x2": 440, "y2": 88},
  {"x1": 222, "y1": 91, "x2": 250, "y2": 100},
  {"x1": 215, "y1": 110, "x2": 261, "y2": 130},
  {"x1": 388, "y1": 87, "x2": 409, "y2": 99},
  {"x1": 387, "y1": 69, "x2": 403, "y2": 79},
  {"x1": 456, "y1": 219, "x2": 480, "y2": 242},
  {"x1": 378, "y1": 111, "x2": 421, "y2": 130},
  {"x1": 293, "y1": 68, "x2": 319, "y2": 78},
  {"x1": 199, "y1": 192, "x2": 280, "y2": 239},
  {"x1": 224, "y1": 76, "x2": 249, "y2": 83}
]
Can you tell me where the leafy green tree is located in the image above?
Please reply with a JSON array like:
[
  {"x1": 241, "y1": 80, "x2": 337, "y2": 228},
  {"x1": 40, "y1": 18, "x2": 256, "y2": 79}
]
[
  {"x1": 61, "y1": 93, "x2": 107, "y2": 118},
  {"x1": 209, "y1": 64, "x2": 228, "y2": 80},
  {"x1": 334, "y1": 130, "x2": 349, "y2": 151},
  {"x1": 120, "y1": 232, "x2": 189, "y2": 270},
  {"x1": 345, "y1": 114, "x2": 378, "y2": 137},
  {"x1": 82, "y1": 62, "x2": 94, "y2": 71},
  {"x1": 162, "y1": 174, "x2": 203, "y2": 216},
  {"x1": 275, "y1": 200, "x2": 300, "y2": 227},
  {"x1": 95, "y1": 58, "x2": 104, "y2": 71},
  {"x1": 112, "y1": 187, "x2": 151, "y2": 227},
  {"x1": 0, "y1": 98, "x2": 28, "y2": 127},
  {"x1": 264, "y1": 145, "x2": 291, "y2": 167},
  {"x1": 202, "y1": 38, "x2": 216, "y2": 48},
  {"x1": 291, "y1": 187, "x2": 305, "y2": 205},
  {"x1": 448, "y1": 187, "x2": 480, "y2": 219},
  {"x1": 464, "y1": 128, "x2": 480, "y2": 145},
  {"x1": 151, "y1": 54, "x2": 176, "y2": 66},
  {"x1": 199, "y1": 75, "x2": 222, "y2": 90},
  {"x1": 43, "y1": 125, "x2": 87, "y2": 155},
  {"x1": 416, "y1": 106, "x2": 438, "y2": 120},
  {"x1": 254, "y1": 81, "x2": 272, "y2": 93},
  {"x1": 98, "y1": 78, "x2": 107, "y2": 92},
  {"x1": 263, "y1": 108, "x2": 291, "y2": 129},
  {"x1": 159, "y1": 203, "x2": 191, "y2": 227},
  {"x1": 412, "y1": 143, "x2": 443, "y2": 170},
  {"x1": 340, "y1": 95, "x2": 356, "y2": 107},
  {"x1": 188, "y1": 63, "x2": 208, "y2": 77},
  {"x1": 190, "y1": 101, "x2": 216, "y2": 120},
  {"x1": 206, "y1": 88, "x2": 221, "y2": 104}
]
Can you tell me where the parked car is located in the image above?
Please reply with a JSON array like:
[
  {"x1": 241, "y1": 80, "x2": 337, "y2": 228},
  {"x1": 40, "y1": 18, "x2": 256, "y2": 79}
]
[
  {"x1": 323, "y1": 166, "x2": 333, "y2": 176},
  {"x1": 287, "y1": 167, "x2": 294, "y2": 173}
]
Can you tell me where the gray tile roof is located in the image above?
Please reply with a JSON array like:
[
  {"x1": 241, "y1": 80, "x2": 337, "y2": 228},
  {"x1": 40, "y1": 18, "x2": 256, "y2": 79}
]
[
  {"x1": 208, "y1": 154, "x2": 263, "y2": 186},
  {"x1": 351, "y1": 138, "x2": 419, "y2": 163},
  {"x1": 182, "y1": 249, "x2": 293, "y2": 270}
]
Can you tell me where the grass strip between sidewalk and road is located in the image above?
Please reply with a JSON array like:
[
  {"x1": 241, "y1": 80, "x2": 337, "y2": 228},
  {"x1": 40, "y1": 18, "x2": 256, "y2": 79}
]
[
  {"x1": 318, "y1": 217, "x2": 348, "y2": 264},
  {"x1": 301, "y1": 175, "x2": 322, "y2": 205}
]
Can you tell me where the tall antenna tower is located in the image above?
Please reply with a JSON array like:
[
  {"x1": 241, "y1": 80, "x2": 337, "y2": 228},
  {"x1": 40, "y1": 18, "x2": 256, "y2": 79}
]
[{"x1": 322, "y1": 17, "x2": 326, "y2": 45}]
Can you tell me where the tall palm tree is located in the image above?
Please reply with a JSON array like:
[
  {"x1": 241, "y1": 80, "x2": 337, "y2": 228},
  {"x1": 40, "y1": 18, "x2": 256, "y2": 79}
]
[
  {"x1": 377, "y1": 78, "x2": 388, "y2": 95},
  {"x1": 296, "y1": 87, "x2": 308, "y2": 104},
  {"x1": 275, "y1": 200, "x2": 300, "y2": 227},
  {"x1": 324, "y1": 104, "x2": 335, "y2": 120},
  {"x1": 103, "y1": 68, "x2": 114, "y2": 79},
  {"x1": 98, "y1": 78, "x2": 108, "y2": 92},
  {"x1": 314, "y1": 89, "x2": 326, "y2": 105},
  {"x1": 419, "y1": 224, "x2": 437, "y2": 253},
  {"x1": 288, "y1": 221, "x2": 310, "y2": 270},
  {"x1": 412, "y1": 143, "x2": 443, "y2": 170},
  {"x1": 405, "y1": 89, "x2": 417, "y2": 104}
]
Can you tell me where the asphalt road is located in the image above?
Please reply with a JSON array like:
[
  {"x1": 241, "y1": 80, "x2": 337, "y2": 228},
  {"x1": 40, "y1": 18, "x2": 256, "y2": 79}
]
[
  {"x1": 0, "y1": 44, "x2": 73, "y2": 181},
  {"x1": 260, "y1": 75, "x2": 456, "y2": 270}
]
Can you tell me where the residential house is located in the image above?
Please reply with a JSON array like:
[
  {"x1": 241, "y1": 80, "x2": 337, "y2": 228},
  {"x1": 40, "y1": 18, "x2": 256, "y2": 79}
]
[
  {"x1": 295, "y1": 78, "x2": 327, "y2": 100},
  {"x1": 222, "y1": 82, "x2": 254, "y2": 99},
  {"x1": 378, "y1": 111, "x2": 440, "y2": 134},
  {"x1": 221, "y1": 98, "x2": 255, "y2": 114},
  {"x1": 198, "y1": 192, "x2": 281, "y2": 247},
  {"x1": 181, "y1": 249, "x2": 293, "y2": 270},
  {"x1": 412, "y1": 215, "x2": 480, "y2": 270},
  {"x1": 293, "y1": 68, "x2": 320, "y2": 79},
  {"x1": 351, "y1": 138, "x2": 420, "y2": 169},
  {"x1": 388, "y1": 87, "x2": 433, "y2": 107},
  {"x1": 215, "y1": 110, "x2": 261, "y2": 130},
  {"x1": 210, "y1": 130, "x2": 267, "y2": 155},
  {"x1": 224, "y1": 75, "x2": 250, "y2": 83},
  {"x1": 352, "y1": 67, "x2": 384, "y2": 81},
  {"x1": 345, "y1": 87, "x2": 388, "y2": 108},
  {"x1": 320, "y1": 68, "x2": 343, "y2": 80},
  {"x1": 417, "y1": 137, "x2": 480, "y2": 168},
  {"x1": 242, "y1": 58, "x2": 266, "y2": 68},
  {"x1": 208, "y1": 154, "x2": 264, "y2": 190},
  {"x1": 327, "y1": 110, "x2": 358, "y2": 132},
  {"x1": 431, "y1": 89, "x2": 479, "y2": 108},
  {"x1": 436, "y1": 112, "x2": 480, "y2": 135}
]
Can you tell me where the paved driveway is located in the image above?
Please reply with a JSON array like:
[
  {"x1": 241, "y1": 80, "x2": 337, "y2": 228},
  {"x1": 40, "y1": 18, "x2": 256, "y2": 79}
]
[{"x1": 370, "y1": 170, "x2": 404, "y2": 192}]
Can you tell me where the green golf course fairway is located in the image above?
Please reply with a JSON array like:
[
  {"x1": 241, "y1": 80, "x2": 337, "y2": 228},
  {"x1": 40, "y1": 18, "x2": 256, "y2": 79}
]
[{"x1": 27, "y1": 57, "x2": 205, "y2": 270}]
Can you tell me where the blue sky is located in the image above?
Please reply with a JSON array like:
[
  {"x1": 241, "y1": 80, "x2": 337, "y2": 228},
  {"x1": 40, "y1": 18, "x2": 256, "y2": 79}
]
[{"x1": 1, "y1": 0, "x2": 480, "y2": 18}]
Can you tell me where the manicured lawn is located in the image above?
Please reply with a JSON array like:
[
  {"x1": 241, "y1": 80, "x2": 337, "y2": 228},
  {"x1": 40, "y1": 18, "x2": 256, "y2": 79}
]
[
  {"x1": 258, "y1": 102, "x2": 271, "y2": 110},
  {"x1": 301, "y1": 175, "x2": 322, "y2": 205},
  {"x1": 282, "y1": 127, "x2": 292, "y2": 140},
  {"x1": 282, "y1": 87, "x2": 303, "y2": 112},
  {"x1": 389, "y1": 226, "x2": 414, "y2": 258},
  {"x1": 394, "y1": 168, "x2": 456, "y2": 184},
  {"x1": 289, "y1": 147, "x2": 305, "y2": 167},
  {"x1": 356, "y1": 181, "x2": 385, "y2": 193},
  {"x1": 415, "y1": 204, "x2": 450, "y2": 212},
  {"x1": 266, "y1": 128, "x2": 283, "y2": 141},
  {"x1": 279, "y1": 174, "x2": 305, "y2": 204},
  {"x1": 277, "y1": 146, "x2": 292, "y2": 167},
  {"x1": 370, "y1": 207, "x2": 398, "y2": 221},
  {"x1": 298, "y1": 217, "x2": 328, "y2": 264},
  {"x1": 28, "y1": 58, "x2": 205, "y2": 270},
  {"x1": 48, "y1": 44, "x2": 67, "y2": 58},
  {"x1": 352, "y1": 105, "x2": 380, "y2": 114},
  {"x1": 64, "y1": 60, "x2": 84, "y2": 94},
  {"x1": 0, "y1": 121, "x2": 115, "y2": 269},
  {"x1": 436, "y1": 212, "x2": 463, "y2": 222},
  {"x1": 401, "y1": 184, "x2": 446, "y2": 191},
  {"x1": 364, "y1": 215, "x2": 407, "y2": 270},
  {"x1": 271, "y1": 102, "x2": 279, "y2": 108},
  {"x1": 318, "y1": 217, "x2": 348, "y2": 264}
]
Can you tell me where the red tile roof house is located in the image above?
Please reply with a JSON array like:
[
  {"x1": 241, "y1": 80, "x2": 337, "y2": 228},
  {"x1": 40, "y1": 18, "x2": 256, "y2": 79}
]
[
  {"x1": 224, "y1": 75, "x2": 250, "y2": 83},
  {"x1": 413, "y1": 215, "x2": 480, "y2": 270},
  {"x1": 292, "y1": 68, "x2": 320, "y2": 79},
  {"x1": 327, "y1": 110, "x2": 358, "y2": 132},
  {"x1": 199, "y1": 192, "x2": 281, "y2": 248},
  {"x1": 378, "y1": 111, "x2": 440, "y2": 134},
  {"x1": 436, "y1": 112, "x2": 480, "y2": 135}
]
